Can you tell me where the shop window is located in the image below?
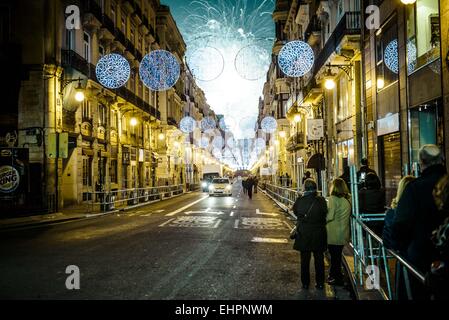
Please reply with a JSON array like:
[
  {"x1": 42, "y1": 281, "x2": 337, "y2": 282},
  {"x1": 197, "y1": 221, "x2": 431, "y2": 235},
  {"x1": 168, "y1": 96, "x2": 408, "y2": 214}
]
[
  {"x1": 98, "y1": 104, "x2": 106, "y2": 127},
  {"x1": 375, "y1": 16, "x2": 399, "y2": 90},
  {"x1": 409, "y1": 100, "x2": 443, "y2": 164},
  {"x1": 406, "y1": 0, "x2": 440, "y2": 73}
]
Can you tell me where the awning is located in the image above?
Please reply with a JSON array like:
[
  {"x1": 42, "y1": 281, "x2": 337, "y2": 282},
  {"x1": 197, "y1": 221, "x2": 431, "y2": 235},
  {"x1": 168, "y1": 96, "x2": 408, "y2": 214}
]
[{"x1": 307, "y1": 153, "x2": 325, "y2": 170}]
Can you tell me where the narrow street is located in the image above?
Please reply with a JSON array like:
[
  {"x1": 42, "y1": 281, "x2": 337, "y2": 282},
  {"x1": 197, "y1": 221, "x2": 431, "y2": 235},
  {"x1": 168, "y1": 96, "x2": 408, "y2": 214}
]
[{"x1": 0, "y1": 182, "x2": 351, "y2": 300}]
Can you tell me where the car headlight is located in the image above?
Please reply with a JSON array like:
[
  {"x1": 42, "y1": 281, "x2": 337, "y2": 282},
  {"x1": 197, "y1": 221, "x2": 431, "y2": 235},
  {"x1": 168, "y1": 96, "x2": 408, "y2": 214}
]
[
  {"x1": 225, "y1": 185, "x2": 232, "y2": 191},
  {"x1": 202, "y1": 182, "x2": 208, "y2": 188},
  {"x1": 209, "y1": 185, "x2": 215, "y2": 191}
]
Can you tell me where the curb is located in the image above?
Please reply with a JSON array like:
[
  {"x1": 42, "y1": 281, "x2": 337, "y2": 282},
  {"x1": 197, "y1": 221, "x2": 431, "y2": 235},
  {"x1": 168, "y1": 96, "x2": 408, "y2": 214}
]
[{"x1": 0, "y1": 191, "x2": 197, "y2": 232}]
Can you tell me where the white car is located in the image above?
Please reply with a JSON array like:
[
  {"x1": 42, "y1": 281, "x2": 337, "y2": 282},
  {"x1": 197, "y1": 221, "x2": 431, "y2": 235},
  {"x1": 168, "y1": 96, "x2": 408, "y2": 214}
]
[{"x1": 208, "y1": 178, "x2": 232, "y2": 197}]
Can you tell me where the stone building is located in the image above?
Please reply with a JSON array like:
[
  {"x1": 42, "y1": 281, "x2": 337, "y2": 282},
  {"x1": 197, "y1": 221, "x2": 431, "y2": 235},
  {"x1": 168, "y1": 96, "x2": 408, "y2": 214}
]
[{"x1": 1, "y1": 0, "x2": 214, "y2": 213}]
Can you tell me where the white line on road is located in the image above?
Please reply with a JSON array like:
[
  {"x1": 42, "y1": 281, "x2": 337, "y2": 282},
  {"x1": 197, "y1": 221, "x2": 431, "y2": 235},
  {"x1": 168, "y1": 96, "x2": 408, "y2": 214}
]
[
  {"x1": 234, "y1": 219, "x2": 239, "y2": 229},
  {"x1": 154, "y1": 210, "x2": 165, "y2": 213},
  {"x1": 233, "y1": 206, "x2": 236, "y2": 209},
  {"x1": 251, "y1": 237, "x2": 288, "y2": 244},
  {"x1": 256, "y1": 209, "x2": 279, "y2": 217},
  {"x1": 213, "y1": 220, "x2": 221, "y2": 228},
  {"x1": 159, "y1": 218, "x2": 175, "y2": 227},
  {"x1": 165, "y1": 196, "x2": 209, "y2": 216},
  {"x1": 230, "y1": 212, "x2": 234, "y2": 217}
]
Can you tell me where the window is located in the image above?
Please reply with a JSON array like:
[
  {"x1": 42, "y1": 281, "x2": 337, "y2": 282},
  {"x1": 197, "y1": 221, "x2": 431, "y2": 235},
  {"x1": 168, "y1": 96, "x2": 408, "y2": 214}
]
[
  {"x1": 337, "y1": 76, "x2": 350, "y2": 121},
  {"x1": 99, "y1": 45, "x2": 105, "y2": 58},
  {"x1": 406, "y1": 0, "x2": 440, "y2": 73},
  {"x1": 375, "y1": 16, "x2": 399, "y2": 90},
  {"x1": 122, "y1": 116, "x2": 128, "y2": 134},
  {"x1": 98, "y1": 104, "x2": 106, "y2": 126},
  {"x1": 122, "y1": 165, "x2": 128, "y2": 188},
  {"x1": 83, "y1": 157, "x2": 92, "y2": 186},
  {"x1": 138, "y1": 81, "x2": 143, "y2": 98},
  {"x1": 82, "y1": 100, "x2": 91, "y2": 120},
  {"x1": 65, "y1": 29, "x2": 75, "y2": 50},
  {"x1": 110, "y1": 160, "x2": 118, "y2": 184},
  {"x1": 111, "y1": 110, "x2": 118, "y2": 129},
  {"x1": 99, "y1": 0, "x2": 105, "y2": 14},
  {"x1": 83, "y1": 32, "x2": 91, "y2": 62}
]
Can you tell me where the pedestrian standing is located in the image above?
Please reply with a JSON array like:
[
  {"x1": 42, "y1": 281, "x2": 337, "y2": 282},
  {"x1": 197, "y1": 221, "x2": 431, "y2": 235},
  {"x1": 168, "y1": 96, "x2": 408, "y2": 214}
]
[
  {"x1": 254, "y1": 176, "x2": 259, "y2": 194},
  {"x1": 292, "y1": 179, "x2": 328, "y2": 290},
  {"x1": 357, "y1": 158, "x2": 377, "y2": 188},
  {"x1": 247, "y1": 176, "x2": 254, "y2": 200},
  {"x1": 326, "y1": 178, "x2": 351, "y2": 286},
  {"x1": 242, "y1": 178, "x2": 248, "y2": 195},
  {"x1": 391, "y1": 144, "x2": 447, "y2": 300}
]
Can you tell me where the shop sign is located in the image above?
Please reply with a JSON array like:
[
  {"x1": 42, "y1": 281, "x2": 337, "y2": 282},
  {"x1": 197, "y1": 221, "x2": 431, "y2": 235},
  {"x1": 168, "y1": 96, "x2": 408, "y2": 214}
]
[
  {"x1": 377, "y1": 113, "x2": 399, "y2": 136},
  {"x1": 0, "y1": 165, "x2": 20, "y2": 193}
]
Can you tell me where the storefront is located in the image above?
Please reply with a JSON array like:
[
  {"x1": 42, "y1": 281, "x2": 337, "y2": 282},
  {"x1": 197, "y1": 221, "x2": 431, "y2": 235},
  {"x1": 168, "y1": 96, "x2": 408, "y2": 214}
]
[{"x1": 379, "y1": 132, "x2": 402, "y2": 205}]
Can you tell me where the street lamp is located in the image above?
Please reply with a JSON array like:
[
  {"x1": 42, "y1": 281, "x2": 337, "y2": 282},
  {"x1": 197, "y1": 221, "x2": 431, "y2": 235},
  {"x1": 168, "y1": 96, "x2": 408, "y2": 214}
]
[
  {"x1": 130, "y1": 117, "x2": 138, "y2": 127},
  {"x1": 377, "y1": 78, "x2": 385, "y2": 89},
  {"x1": 158, "y1": 132, "x2": 165, "y2": 140},
  {"x1": 294, "y1": 114, "x2": 302, "y2": 123},
  {"x1": 61, "y1": 77, "x2": 85, "y2": 102},
  {"x1": 279, "y1": 131, "x2": 286, "y2": 138},
  {"x1": 401, "y1": 0, "x2": 416, "y2": 4}
]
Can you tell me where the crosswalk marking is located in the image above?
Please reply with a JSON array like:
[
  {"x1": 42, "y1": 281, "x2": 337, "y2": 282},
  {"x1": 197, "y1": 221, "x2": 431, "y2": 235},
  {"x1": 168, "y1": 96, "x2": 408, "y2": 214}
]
[{"x1": 251, "y1": 237, "x2": 288, "y2": 244}]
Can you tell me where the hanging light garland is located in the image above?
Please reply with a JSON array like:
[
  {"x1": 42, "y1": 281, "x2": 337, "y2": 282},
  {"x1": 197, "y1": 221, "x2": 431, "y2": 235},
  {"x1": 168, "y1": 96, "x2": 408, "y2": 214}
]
[
  {"x1": 384, "y1": 39, "x2": 417, "y2": 74},
  {"x1": 95, "y1": 53, "x2": 131, "y2": 89},
  {"x1": 278, "y1": 40, "x2": 315, "y2": 77},
  {"x1": 201, "y1": 117, "x2": 216, "y2": 132},
  {"x1": 139, "y1": 50, "x2": 180, "y2": 91}
]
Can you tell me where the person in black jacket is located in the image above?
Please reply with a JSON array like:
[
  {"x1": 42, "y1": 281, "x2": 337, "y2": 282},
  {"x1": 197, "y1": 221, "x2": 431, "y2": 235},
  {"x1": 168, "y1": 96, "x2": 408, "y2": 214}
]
[
  {"x1": 391, "y1": 144, "x2": 447, "y2": 300},
  {"x1": 358, "y1": 172, "x2": 386, "y2": 235},
  {"x1": 293, "y1": 179, "x2": 328, "y2": 290},
  {"x1": 357, "y1": 158, "x2": 377, "y2": 188}
]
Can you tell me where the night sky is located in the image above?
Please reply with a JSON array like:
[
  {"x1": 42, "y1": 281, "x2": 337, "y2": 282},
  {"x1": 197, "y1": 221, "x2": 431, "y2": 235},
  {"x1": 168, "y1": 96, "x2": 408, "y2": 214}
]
[{"x1": 162, "y1": 0, "x2": 275, "y2": 140}]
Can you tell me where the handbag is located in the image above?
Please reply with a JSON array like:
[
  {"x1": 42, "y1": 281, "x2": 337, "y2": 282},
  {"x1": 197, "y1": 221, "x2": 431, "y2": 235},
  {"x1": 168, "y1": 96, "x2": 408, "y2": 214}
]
[{"x1": 291, "y1": 198, "x2": 317, "y2": 240}]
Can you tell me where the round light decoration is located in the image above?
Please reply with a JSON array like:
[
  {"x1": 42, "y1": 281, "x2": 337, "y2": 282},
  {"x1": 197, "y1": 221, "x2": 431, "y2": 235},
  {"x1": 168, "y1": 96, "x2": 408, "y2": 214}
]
[
  {"x1": 235, "y1": 44, "x2": 270, "y2": 81},
  {"x1": 179, "y1": 116, "x2": 197, "y2": 133},
  {"x1": 219, "y1": 116, "x2": 236, "y2": 132},
  {"x1": 139, "y1": 50, "x2": 180, "y2": 91},
  {"x1": 95, "y1": 53, "x2": 131, "y2": 89},
  {"x1": 201, "y1": 117, "x2": 216, "y2": 132},
  {"x1": 187, "y1": 46, "x2": 224, "y2": 82},
  {"x1": 278, "y1": 40, "x2": 315, "y2": 77},
  {"x1": 384, "y1": 39, "x2": 417, "y2": 74},
  {"x1": 261, "y1": 116, "x2": 278, "y2": 134}
]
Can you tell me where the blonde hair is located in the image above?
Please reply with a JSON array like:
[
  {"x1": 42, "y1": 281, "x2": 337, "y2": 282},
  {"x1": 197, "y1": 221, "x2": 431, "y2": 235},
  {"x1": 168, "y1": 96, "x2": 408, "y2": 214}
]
[
  {"x1": 391, "y1": 176, "x2": 416, "y2": 209},
  {"x1": 331, "y1": 178, "x2": 350, "y2": 198}
]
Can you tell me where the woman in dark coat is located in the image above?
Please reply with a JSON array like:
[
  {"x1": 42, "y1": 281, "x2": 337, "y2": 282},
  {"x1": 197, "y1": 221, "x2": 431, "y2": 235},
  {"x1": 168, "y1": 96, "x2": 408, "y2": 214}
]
[
  {"x1": 293, "y1": 179, "x2": 328, "y2": 290},
  {"x1": 358, "y1": 172, "x2": 386, "y2": 235}
]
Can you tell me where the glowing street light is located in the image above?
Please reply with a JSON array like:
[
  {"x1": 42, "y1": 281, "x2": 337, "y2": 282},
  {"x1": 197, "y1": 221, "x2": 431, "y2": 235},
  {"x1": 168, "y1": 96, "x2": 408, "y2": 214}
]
[
  {"x1": 294, "y1": 114, "x2": 302, "y2": 123},
  {"x1": 130, "y1": 117, "x2": 138, "y2": 127},
  {"x1": 377, "y1": 78, "x2": 385, "y2": 89},
  {"x1": 158, "y1": 133, "x2": 165, "y2": 140},
  {"x1": 401, "y1": 0, "x2": 416, "y2": 4},
  {"x1": 324, "y1": 78, "x2": 336, "y2": 90},
  {"x1": 279, "y1": 131, "x2": 286, "y2": 138}
]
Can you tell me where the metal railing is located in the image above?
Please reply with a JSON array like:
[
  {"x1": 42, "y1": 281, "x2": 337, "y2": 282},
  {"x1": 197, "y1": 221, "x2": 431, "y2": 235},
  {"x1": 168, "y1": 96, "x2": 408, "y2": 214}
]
[
  {"x1": 348, "y1": 166, "x2": 426, "y2": 300},
  {"x1": 84, "y1": 185, "x2": 185, "y2": 213},
  {"x1": 264, "y1": 184, "x2": 299, "y2": 209}
]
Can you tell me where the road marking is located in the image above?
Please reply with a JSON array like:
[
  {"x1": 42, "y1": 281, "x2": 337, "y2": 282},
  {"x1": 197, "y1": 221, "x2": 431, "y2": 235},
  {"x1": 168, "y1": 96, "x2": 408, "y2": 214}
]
[
  {"x1": 154, "y1": 210, "x2": 165, "y2": 213},
  {"x1": 165, "y1": 196, "x2": 209, "y2": 216},
  {"x1": 185, "y1": 210, "x2": 224, "y2": 215},
  {"x1": 256, "y1": 209, "x2": 279, "y2": 217},
  {"x1": 230, "y1": 212, "x2": 235, "y2": 217},
  {"x1": 233, "y1": 206, "x2": 236, "y2": 209},
  {"x1": 234, "y1": 219, "x2": 239, "y2": 229},
  {"x1": 142, "y1": 213, "x2": 153, "y2": 217},
  {"x1": 205, "y1": 208, "x2": 211, "y2": 212},
  {"x1": 213, "y1": 220, "x2": 221, "y2": 228},
  {"x1": 251, "y1": 237, "x2": 289, "y2": 244},
  {"x1": 159, "y1": 218, "x2": 175, "y2": 227}
]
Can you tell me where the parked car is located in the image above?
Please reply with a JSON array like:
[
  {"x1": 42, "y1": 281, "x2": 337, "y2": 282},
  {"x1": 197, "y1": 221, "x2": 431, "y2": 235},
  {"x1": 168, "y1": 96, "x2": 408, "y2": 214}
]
[{"x1": 208, "y1": 178, "x2": 232, "y2": 197}]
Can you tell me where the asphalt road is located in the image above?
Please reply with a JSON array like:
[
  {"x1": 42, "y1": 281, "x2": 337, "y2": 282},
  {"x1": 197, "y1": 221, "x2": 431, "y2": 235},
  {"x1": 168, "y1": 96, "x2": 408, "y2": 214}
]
[{"x1": 0, "y1": 182, "x2": 353, "y2": 300}]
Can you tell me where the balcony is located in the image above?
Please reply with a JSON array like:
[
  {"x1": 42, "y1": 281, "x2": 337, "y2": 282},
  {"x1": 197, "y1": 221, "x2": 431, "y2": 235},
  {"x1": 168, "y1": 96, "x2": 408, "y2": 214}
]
[
  {"x1": 115, "y1": 87, "x2": 161, "y2": 120},
  {"x1": 167, "y1": 117, "x2": 178, "y2": 127},
  {"x1": 304, "y1": 15, "x2": 321, "y2": 43},
  {"x1": 61, "y1": 50, "x2": 98, "y2": 82},
  {"x1": 312, "y1": 11, "x2": 361, "y2": 76},
  {"x1": 286, "y1": 132, "x2": 306, "y2": 152}
]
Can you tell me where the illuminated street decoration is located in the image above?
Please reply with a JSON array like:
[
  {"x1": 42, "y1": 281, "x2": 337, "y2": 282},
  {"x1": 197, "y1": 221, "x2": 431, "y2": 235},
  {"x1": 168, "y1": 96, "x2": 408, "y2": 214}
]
[
  {"x1": 261, "y1": 116, "x2": 277, "y2": 134},
  {"x1": 235, "y1": 43, "x2": 270, "y2": 80},
  {"x1": 179, "y1": 116, "x2": 197, "y2": 133},
  {"x1": 201, "y1": 117, "x2": 216, "y2": 132},
  {"x1": 139, "y1": 50, "x2": 180, "y2": 91},
  {"x1": 278, "y1": 40, "x2": 315, "y2": 77},
  {"x1": 95, "y1": 53, "x2": 130, "y2": 89},
  {"x1": 187, "y1": 45, "x2": 224, "y2": 82},
  {"x1": 384, "y1": 39, "x2": 417, "y2": 74}
]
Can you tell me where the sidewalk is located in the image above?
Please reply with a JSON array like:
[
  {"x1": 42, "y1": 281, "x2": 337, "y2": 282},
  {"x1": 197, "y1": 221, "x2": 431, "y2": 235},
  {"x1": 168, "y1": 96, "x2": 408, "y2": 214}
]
[{"x1": 0, "y1": 190, "x2": 196, "y2": 231}]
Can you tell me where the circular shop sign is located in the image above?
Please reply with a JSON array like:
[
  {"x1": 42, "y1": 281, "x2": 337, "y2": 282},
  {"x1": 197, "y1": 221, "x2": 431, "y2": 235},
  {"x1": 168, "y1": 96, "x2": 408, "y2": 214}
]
[{"x1": 0, "y1": 165, "x2": 20, "y2": 193}]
